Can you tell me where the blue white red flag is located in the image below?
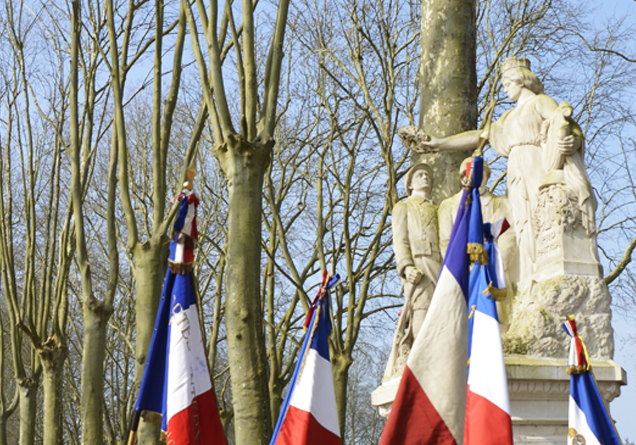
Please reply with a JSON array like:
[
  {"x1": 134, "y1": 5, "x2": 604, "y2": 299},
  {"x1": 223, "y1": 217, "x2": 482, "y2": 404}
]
[
  {"x1": 270, "y1": 272, "x2": 342, "y2": 445},
  {"x1": 129, "y1": 190, "x2": 226, "y2": 445},
  {"x1": 378, "y1": 158, "x2": 489, "y2": 445},
  {"x1": 563, "y1": 317, "x2": 621, "y2": 445},
  {"x1": 465, "y1": 212, "x2": 512, "y2": 445}
]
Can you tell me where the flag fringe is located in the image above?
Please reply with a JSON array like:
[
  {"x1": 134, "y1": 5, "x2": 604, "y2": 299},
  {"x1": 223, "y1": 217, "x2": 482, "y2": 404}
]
[
  {"x1": 566, "y1": 364, "x2": 588, "y2": 375},
  {"x1": 167, "y1": 259, "x2": 195, "y2": 275}
]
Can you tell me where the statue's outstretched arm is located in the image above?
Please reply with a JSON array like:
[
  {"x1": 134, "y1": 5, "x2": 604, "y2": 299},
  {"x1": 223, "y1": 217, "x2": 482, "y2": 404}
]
[{"x1": 399, "y1": 126, "x2": 481, "y2": 154}]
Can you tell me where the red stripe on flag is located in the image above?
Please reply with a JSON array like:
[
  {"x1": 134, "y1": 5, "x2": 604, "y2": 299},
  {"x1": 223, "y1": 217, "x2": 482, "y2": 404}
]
[
  {"x1": 464, "y1": 388, "x2": 513, "y2": 445},
  {"x1": 166, "y1": 390, "x2": 226, "y2": 444},
  {"x1": 275, "y1": 405, "x2": 341, "y2": 445},
  {"x1": 182, "y1": 247, "x2": 195, "y2": 264},
  {"x1": 379, "y1": 366, "x2": 457, "y2": 445}
]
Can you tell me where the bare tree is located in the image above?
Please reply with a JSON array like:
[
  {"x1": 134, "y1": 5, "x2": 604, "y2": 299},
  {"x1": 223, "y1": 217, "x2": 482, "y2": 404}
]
[{"x1": 183, "y1": 0, "x2": 293, "y2": 441}]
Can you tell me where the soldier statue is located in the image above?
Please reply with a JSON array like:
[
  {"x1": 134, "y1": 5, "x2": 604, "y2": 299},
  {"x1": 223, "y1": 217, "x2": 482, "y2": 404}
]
[{"x1": 384, "y1": 162, "x2": 442, "y2": 382}]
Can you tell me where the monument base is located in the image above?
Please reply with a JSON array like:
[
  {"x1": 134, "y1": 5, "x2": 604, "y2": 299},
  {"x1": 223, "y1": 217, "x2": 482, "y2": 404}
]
[
  {"x1": 370, "y1": 377, "x2": 401, "y2": 418},
  {"x1": 371, "y1": 356, "x2": 627, "y2": 444}
]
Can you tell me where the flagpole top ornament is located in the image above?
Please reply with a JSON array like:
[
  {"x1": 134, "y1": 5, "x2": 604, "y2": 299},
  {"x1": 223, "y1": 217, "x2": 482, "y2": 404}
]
[
  {"x1": 184, "y1": 151, "x2": 198, "y2": 190},
  {"x1": 563, "y1": 315, "x2": 592, "y2": 374},
  {"x1": 501, "y1": 56, "x2": 531, "y2": 75}
]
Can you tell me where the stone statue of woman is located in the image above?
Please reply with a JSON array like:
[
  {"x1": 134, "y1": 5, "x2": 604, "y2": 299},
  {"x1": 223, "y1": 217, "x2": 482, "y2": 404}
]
[{"x1": 400, "y1": 56, "x2": 597, "y2": 289}]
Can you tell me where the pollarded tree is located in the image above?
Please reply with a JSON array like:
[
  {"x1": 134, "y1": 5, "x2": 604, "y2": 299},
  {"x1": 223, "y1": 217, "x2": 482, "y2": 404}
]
[{"x1": 183, "y1": 0, "x2": 292, "y2": 442}]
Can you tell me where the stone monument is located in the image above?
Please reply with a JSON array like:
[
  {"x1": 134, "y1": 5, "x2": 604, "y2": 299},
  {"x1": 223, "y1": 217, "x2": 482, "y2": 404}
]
[{"x1": 376, "y1": 56, "x2": 626, "y2": 443}]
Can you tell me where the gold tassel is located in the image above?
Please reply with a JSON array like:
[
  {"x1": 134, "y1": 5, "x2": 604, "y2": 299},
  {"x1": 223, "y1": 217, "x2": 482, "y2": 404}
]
[
  {"x1": 167, "y1": 259, "x2": 195, "y2": 275},
  {"x1": 467, "y1": 243, "x2": 489, "y2": 265},
  {"x1": 160, "y1": 430, "x2": 167, "y2": 443},
  {"x1": 482, "y1": 282, "x2": 507, "y2": 301}
]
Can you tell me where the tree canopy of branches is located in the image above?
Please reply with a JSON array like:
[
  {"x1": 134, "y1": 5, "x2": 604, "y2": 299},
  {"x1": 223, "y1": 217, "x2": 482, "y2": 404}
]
[{"x1": 0, "y1": 0, "x2": 634, "y2": 444}]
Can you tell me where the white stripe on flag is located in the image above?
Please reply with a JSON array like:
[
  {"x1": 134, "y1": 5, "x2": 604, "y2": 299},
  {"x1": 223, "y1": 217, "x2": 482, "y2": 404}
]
[
  {"x1": 183, "y1": 201, "x2": 196, "y2": 236},
  {"x1": 175, "y1": 241, "x2": 185, "y2": 263},
  {"x1": 407, "y1": 266, "x2": 468, "y2": 444},
  {"x1": 492, "y1": 243, "x2": 506, "y2": 289},
  {"x1": 467, "y1": 310, "x2": 510, "y2": 414},
  {"x1": 569, "y1": 396, "x2": 601, "y2": 445},
  {"x1": 289, "y1": 348, "x2": 340, "y2": 437},
  {"x1": 166, "y1": 304, "x2": 213, "y2": 421}
]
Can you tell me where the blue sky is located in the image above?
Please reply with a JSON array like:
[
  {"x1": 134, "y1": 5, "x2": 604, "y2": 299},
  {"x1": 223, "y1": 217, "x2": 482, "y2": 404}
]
[{"x1": 595, "y1": 0, "x2": 636, "y2": 441}]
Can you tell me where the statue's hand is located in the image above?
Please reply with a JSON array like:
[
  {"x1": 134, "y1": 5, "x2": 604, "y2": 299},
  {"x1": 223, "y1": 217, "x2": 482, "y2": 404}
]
[
  {"x1": 405, "y1": 266, "x2": 423, "y2": 285},
  {"x1": 557, "y1": 135, "x2": 579, "y2": 156},
  {"x1": 412, "y1": 136, "x2": 441, "y2": 154},
  {"x1": 398, "y1": 126, "x2": 440, "y2": 154}
]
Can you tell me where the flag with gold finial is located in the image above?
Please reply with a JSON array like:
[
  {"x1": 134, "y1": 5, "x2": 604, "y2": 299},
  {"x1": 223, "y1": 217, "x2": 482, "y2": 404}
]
[
  {"x1": 562, "y1": 316, "x2": 621, "y2": 445},
  {"x1": 128, "y1": 156, "x2": 226, "y2": 445}
]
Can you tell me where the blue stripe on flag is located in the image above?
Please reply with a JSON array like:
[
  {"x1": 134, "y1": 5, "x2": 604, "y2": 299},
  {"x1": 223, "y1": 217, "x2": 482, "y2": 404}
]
[
  {"x1": 310, "y1": 304, "x2": 331, "y2": 361},
  {"x1": 443, "y1": 189, "x2": 471, "y2": 298},
  {"x1": 173, "y1": 194, "x2": 190, "y2": 232},
  {"x1": 310, "y1": 275, "x2": 338, "y2": 361},
  {"x1": 135, "y1": 269, "x2": 173, "y2": 415},
  {"x1": 571, "y1": 372, "x2": 621, "y2": 445}
]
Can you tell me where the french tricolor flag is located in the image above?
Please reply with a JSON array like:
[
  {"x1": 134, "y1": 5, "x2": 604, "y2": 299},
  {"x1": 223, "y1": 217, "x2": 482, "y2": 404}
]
[
  {"x1": 129, "y1": 271, "x2": 226, "y2": 444},
  {"x1": 379, "y1": 158, "x2": 487, "y2": 445},
  {"x1": 563, "y1": 317, "x2": 621, "y2": 445},
  {"x1": 464, "y1": 222, "x2": 513, "y2": 445},
  {"x1": 270, "y1": 273, "x2": 342, "y2": 445}
]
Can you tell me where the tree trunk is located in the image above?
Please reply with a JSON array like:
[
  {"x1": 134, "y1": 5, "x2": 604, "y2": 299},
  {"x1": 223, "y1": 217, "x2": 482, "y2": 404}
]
[
  {"x1": 41, "y1": 340, "x2": 67, "y2": 445},
  {"x1": 0, "y1": 416, "x2": 7, "y2": 445},
  {"x1": 217, "y1": 135, "x2": 272, "y2": 445},
  {"x1": 134, "y1": 241, "x2": 169, "y2": 445},
  {"x1": 80, "y1": 299, "x2": 111, "y2": 445},
  {"x1": 18, "y1": 379, "x2": 37, "y2": 445},
  {"x1": 331, "y1": 354, "x2": 352, "y2": 440},
  {"x1": 417, "y1": 0, "x2": 477, "y2": 203}
]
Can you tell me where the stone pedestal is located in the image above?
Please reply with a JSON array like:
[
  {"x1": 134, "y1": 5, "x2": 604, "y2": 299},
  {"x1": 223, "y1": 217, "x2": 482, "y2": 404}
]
[
  {"x1": 370, "y1": 377, "x2": 401, "y2": 418},
  {"x1": 371, "y1": 356, "x2": 627, "y2": 444},
  {"x1": 507, "y1": 356, "x2": 626, "y2": 444},
  {"x1": 532, "y1": 184, "x2": 602, "y2": 283}
]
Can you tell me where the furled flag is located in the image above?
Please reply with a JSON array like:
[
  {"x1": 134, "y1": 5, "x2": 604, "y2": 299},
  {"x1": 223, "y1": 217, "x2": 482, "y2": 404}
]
[
  {"x1": 483, "y1": 218, "x2": 510, "y2": 301},
  {"x1": 128, "y1": 160, "x2": 226, "y2": 445},
  {"x1": 562, "y1": 316, "x2": 621, "y2": 445},
  {"x1": 378, "y1": 158, "x2": 486, "y2": 445},
  {"x1": 270, "y1": 271, "x2": 342, "y2": 445},
  {"x1": 465, "y1": 214, "x2": 513, "y2": 445}
]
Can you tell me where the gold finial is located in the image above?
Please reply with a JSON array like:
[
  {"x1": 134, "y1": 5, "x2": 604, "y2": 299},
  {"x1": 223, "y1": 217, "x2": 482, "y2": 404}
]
[{"x1": 186, "y1": 150, "x2": 198, "y2": 182}]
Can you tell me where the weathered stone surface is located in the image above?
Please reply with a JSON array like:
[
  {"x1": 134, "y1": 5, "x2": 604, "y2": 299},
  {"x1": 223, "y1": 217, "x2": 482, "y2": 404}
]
[{"x1": 503, "y1": 276, "x2": 614, "y2": 360}]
